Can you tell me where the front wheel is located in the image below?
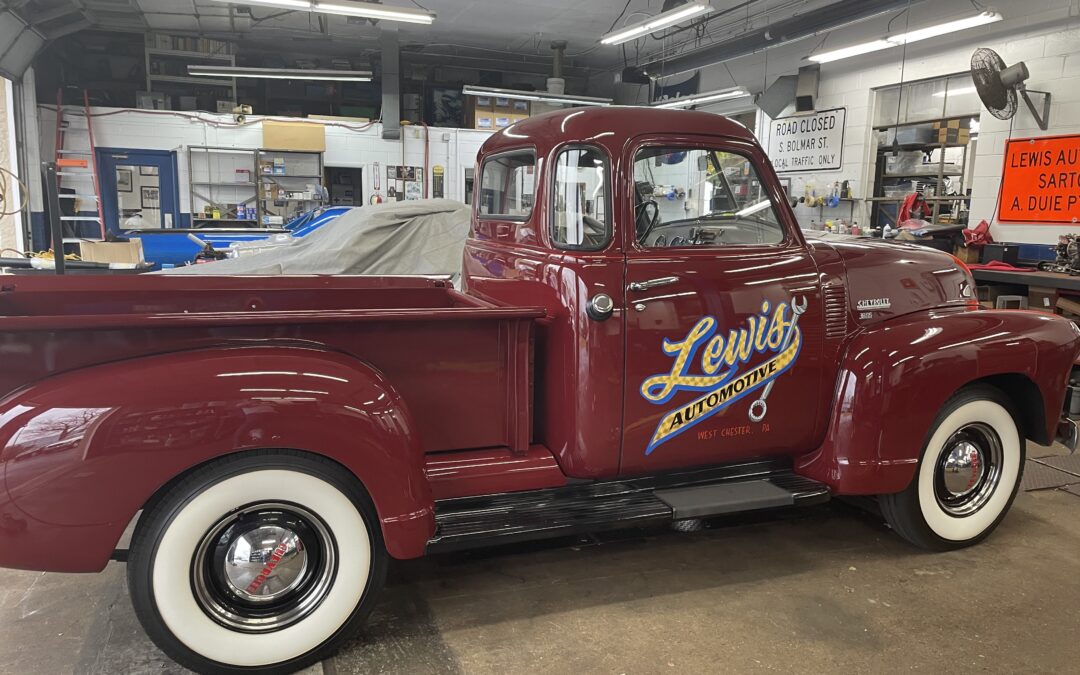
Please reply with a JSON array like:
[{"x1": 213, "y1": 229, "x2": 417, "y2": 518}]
[
  {"x1": 880, "y1": 385, "x2": 1024, "y2": 550},
  {"x1": 128, "y1": 451, "x2": 387, "y2": 674}
]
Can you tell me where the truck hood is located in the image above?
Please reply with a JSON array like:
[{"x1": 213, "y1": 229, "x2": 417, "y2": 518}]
[{"x1": 810, "y1": 236, "x2": 974, "y2": 324}]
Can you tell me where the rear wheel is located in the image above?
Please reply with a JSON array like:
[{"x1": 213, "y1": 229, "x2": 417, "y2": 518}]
[
  {"x1": 128, "y1": 451, "x2": 387, "y2": 674},
  {"x1": 880, "y1": 385, "x2": 1024, "y2": 550}
]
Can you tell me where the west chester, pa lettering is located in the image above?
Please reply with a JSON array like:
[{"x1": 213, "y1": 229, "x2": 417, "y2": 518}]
[{"x1": 640, "y1": 301, "x2": 803, "y2": 454}]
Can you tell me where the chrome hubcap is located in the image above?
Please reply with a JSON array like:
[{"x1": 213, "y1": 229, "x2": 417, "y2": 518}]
[
  {"x1": 934, "y1": 423, "x2": 1003, "y2": 516},
  {"x1": 192, "y1": 503, "x2": 336, "y2": 632},
  {"x1": 223, "y1": 525, "x2": 308, "y2": 602}
]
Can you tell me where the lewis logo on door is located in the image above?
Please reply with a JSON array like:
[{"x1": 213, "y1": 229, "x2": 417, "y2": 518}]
[{"x1": 639, "y1": 298, "x2": 805, "y2": 455}]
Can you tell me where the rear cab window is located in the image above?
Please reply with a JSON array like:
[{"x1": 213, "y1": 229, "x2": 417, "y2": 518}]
[
  {"x1": 478, "y1": 150, "x2": 536, "y2": 220},
  {"x1": 550, "y1": 146, "x2": 611, "y2": 250}
]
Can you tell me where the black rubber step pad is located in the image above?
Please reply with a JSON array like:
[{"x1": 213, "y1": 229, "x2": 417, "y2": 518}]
[{"x1": 656, "y1": 480, "x2": 795, "y2": 519}]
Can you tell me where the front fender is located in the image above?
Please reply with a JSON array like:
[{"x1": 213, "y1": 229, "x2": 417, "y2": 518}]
[
  {"x1": 0, "y1": 346, "x2": 434, "y2": 572},
  {"x1": 797, "y1": 309, "x2": 1080, "y2": 494}
]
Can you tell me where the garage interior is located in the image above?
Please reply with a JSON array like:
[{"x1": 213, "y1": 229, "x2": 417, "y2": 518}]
[{"x1": 2, "y1": 0, "x2": 1080, "y2": 673}]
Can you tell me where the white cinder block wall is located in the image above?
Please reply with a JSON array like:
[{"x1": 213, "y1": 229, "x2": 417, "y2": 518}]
[
  {"x1": 32, "y1": 105, "x2": 492, "y2": 221},
  {"x1": 611, "y1": 0, "x2": 1080, "y2": 244}
]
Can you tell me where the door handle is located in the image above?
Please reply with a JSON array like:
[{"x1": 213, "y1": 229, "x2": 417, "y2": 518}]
[{"x1": 628, "y1": 276, "x2": 679, "y2": 292}]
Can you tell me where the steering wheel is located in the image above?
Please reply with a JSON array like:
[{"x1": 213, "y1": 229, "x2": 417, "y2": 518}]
[{"x1": 636, "y1": 200, "x2": 660, "y2": 242}]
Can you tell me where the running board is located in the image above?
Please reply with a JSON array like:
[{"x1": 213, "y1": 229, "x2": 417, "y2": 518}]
[{"x1": 426, "y1": 461, "x2": 829, "y2": 553}]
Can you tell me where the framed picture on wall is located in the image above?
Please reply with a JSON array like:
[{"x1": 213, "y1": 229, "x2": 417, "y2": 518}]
[
  {"x1": 139, "y1": 166, "x2": 159, "y2": 177},
  {"x1": 140, "y1": 186, "x2": 160, "y2": 208},
  {"x1": 117, "y1": 169, "x2": 133, "y2": 192}
]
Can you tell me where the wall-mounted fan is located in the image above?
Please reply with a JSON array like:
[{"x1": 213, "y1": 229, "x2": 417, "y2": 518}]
[{"x1": 971, "y1": 47, "x2": 1051, "y2": 130}]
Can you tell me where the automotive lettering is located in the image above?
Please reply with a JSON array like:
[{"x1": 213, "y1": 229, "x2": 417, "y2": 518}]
[{"x1": 641, "y1": 301, "x2": 803, "y2": 455}]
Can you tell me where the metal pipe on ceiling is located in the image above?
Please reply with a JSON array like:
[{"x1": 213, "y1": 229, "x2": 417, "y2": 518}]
[{"x1": 631, "y1": 0, "x2": 922, "y2": 81}]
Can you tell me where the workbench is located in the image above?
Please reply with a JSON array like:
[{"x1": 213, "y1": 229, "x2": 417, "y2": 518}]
[{"x1": 971, "y1": 268, "x2": 1080, "y2": 293}]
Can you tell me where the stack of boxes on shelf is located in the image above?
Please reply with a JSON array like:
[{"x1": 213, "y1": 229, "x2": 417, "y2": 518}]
[
  {"x1": 933, "y1": 119, "x2": 972, "y2": 145},
  {"x1": 464, "y1": 95, "x2": 531, "y2": 131}
]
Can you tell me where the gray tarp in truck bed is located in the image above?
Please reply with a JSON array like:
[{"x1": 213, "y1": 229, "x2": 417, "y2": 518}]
[{"x1": 162, "y1": 199, "x2": 471, "y2": 277}]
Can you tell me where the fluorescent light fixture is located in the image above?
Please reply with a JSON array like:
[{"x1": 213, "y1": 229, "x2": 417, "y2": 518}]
[
  {"x1": 462, "y1": 85, "x2": 612, "y2": 107},
  {"x1": 208, "y1": 0, "x2": 436, "y2": 24},
  {"x1": 189, "y1": 65, "x2": 372, "y2": 81},
  {"x1": 736, "y1": 200, "x2": 773, "y2": 218},
  {"x1": 600, "y1": 1, "x2": 713, "y2": 45},
  {"x1": 932, "y1": 86, "x2": 978, "y2": 98},
  {"x1": 809, "y1": 11, "x2": 1002, "y2": 63},
  {"x1": 652, "y1": 87, "x2": 750, "y2": 109}
]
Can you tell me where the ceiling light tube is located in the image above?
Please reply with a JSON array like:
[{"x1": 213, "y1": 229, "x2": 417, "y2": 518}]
[
  {"x1": 889, "y1": 12, "x2": 1001, "y2": 44},
  {"x1": 808, "y1": 11, "x2": 1002, "y2": 64},
  {"x1": 652, "y1": 87, "x2": 750, "y2": 109},
  {"x1": 189, "y1": 65, "x2": 373, "y2": 81},
  {"x1": 600, "y1": 1, "x2": 713, "y2": 45},
  {"x1": 462, "y1": 85, "x2": 612, "y2": 107},
  {"x1": 313, "y1": 1, "x2": 435, "y2": 23},
  {"x1": 208, "y1": 0, "x2": 436, "y2": 24}
]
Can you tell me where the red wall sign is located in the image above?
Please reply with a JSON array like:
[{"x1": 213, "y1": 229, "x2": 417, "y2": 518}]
[{"x1": 998, "y1": 135, "x2": 1080, "y2": 224}]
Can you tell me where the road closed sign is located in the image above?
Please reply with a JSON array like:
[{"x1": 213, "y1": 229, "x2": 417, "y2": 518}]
[
  {"x1": 765, "y1": 108, "x2": 846, "y2": 173},
  {"x1": 998, "y1": 135, "x2": 1080, "y2": 224}
]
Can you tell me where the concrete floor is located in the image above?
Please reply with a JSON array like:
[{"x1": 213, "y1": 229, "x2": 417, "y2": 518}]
[{"x1": 3, "y1": 442, "x2": 1080, "y2": 674}]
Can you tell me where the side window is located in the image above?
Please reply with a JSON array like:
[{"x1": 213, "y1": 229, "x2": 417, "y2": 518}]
[
  {"x1": 551, "y1": 146, "x2": 610, "y2": 249},
  {"x1": 479, "y1": 151, "x2": 535, "y2": 220},
  {"x1": 633, "y1": 147, "x2": 785, "y2": 248}
]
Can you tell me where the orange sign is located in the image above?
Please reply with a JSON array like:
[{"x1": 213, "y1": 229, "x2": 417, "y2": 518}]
[{"x1": 998, "y1": 135, "x2": 1080, "y2": 224}]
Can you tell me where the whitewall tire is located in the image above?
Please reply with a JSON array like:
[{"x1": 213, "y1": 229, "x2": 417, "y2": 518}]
[
  {"x1": 880, "y1": 385, "x2": 1025, "y2": 550},
  {"x1": 128, "y1": 451, "x2": 387, "y2": 674}
]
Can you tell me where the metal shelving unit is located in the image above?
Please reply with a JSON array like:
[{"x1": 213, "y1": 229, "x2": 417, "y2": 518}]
[
  {"x1": 870, "y1": 116, "x2": 975, "y2": 230},
  {"x1": 257, "y1": 149, "x2": 326, "y2": 226},
  {"x1": 187, "y1": 146, "x2": 259, "y2": 227}
]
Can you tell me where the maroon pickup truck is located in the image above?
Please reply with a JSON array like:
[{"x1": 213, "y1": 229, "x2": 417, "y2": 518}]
[{"x1": 2, "y1": 107, "x2": 1079, "y2": 674}]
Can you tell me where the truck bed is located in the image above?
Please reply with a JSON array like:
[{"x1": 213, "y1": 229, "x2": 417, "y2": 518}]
[{"x1": 0, "y1": 275, "x2": 543, "y2": 454}]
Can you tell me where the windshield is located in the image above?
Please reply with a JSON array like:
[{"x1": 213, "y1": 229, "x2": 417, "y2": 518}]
[{"x1": 633, "y1": 147, "x2": 785, "y2": 247}]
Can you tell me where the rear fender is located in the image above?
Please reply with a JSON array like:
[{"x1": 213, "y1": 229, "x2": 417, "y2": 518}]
[
  {"x1": 797, "y1": 309, "x2": 1080, "y2": 494},
  {"x1": 0, "y1": 346, "x2": 433, "y2": 572}
]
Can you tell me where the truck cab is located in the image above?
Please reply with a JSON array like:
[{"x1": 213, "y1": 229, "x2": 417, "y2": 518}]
[{"x1": 464, "y1": 107, "x2": 1020, "y2": 484}]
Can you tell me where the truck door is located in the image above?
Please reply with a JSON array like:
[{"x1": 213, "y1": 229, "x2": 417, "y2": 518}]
[{"x1": 619, "y1": 138, "x2": 826, "y2": 476}]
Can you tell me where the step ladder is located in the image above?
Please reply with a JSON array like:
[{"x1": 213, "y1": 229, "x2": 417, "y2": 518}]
[{"x1": 54, "y1": 89, "x2": 105, "y2": 240}]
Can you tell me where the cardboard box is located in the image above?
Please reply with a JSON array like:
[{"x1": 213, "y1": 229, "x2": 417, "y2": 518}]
[
  {"x1": 136, "y1": 91, "x2": 167, "y2": 110},
  {"x1": 1056, "y1": 296, "x2": 1080, "y2": 318},
  {"x1": 953, "y1": 245, "x2": 980, "y2": 264},
  {"x1": 474, "y1": 114, "x2": 495, "y2": 130},
  {"x1": 934, "y1": 119, "x2": 970, "y2": 144},
  {"x1": 262, "y1": 120, "x2": 327, "y2": 152},
  {"x1": 493, "y1": 96, "x2": 513, "y2": 112},
  {"x1": 1028, "y1": 285, "x2": 1058, "y2": 313},
  {"x1": 464, "y1": 97, "x2": 495, "y2": 128},
  {"x1": 937, "y1": 128, "x2": 971, "y2": 145},
  {"x1": 79, "y1": 240, "x2": 144, "y2": 265},
  {"x1": 512, "y1": 100, "x2": 531, "y2": 114},
  {"x1": 494, "y1": 115, "x2": 514, "y2": 128}
]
